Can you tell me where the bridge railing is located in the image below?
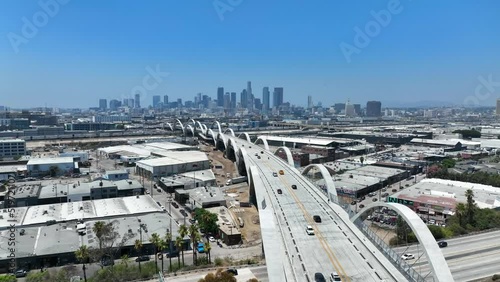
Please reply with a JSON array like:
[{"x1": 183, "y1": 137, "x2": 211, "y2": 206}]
[{"x1": 351, "y1": 218, "x2": 433, "y2": 282}]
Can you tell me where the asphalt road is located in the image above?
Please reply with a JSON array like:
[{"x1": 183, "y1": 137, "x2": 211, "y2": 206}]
[{"x1": 238, "y1": 142, "x2": 407, "y2": 282}]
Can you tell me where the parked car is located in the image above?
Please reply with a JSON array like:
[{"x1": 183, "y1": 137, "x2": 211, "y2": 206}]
[
  {"x1": 226, "y1": 268, "x2": 238, "y2": 275},
  {"x1": 166, "y1": 250, "x2": 180, "y2": 258},
  {"x1": 171, "y1": 202, "x2": 179, "y2": 208},
  {"x1": 350, "y1": 201, "x2": 357, "y2": 205},
  {"x1": 209, "y1": 236, "x2": 216, "y2": 242},
  {"x1": 359, "y1": 204, "x2": 365, "y2": 209},
  {"x1": 372, "y1": 198, "x2": 378, "y2": 202},
  {"x1": 197, "y1": 242, "x2": 205, "y2": 253},
  {"x1": 135, "y1": 255, "x2": 150, "y2": 262},
  {"x1": 15, "y1": 269, "x2": 27, "y2": 278}
]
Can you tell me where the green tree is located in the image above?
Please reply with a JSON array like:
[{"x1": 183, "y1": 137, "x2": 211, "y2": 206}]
[
  {"x1": 165, "y1": 232, "x2": 173, "y2": 271},
  {"x1": 205, "y1": 241, "x2": 212, "y2": 264},
  {"x1": 194, "y1": 209, "x2": 218, "y2": 234},
  {"x1": 197, "y1": 268, "x2": 237, "y2": 282},
  {"x1": 134, "y1": 239, "x2": 143, "y2": 273},
  {"x1": 174, "y1": 236, "x2": 183, "y2": 269},
  {"x1": 455, "y1": 203, "x2": 466, "y2": 227},
  {"x1": 150, "y1": 233, "x2": 161, "y2": 273},
  {"x1": 189, "y1": 224, "x2": 200, "y2": 265},
  {"x1": 465, "y1": 189, "x2": 476, "y2": 225},
  {"x1": 120, "y1": 254, "x2": 130, "y2": 268},
  {"x1": 92, "y1": 221, "x2": 106, "y2": 250},
  {"x1": 74, "y1": 245, "x2": 90, "y2": 282},
  {"x1": 179, "y1": 224, "x2": 189, "y2": 266}
]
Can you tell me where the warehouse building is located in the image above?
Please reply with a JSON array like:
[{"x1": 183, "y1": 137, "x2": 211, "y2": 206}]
[
  {"x1": 159, "y1": 169, "x2": 216, "y2": 192},
  {"x1": 27, "y1": 157, "x2": 76, "y2": 177},
  {"x1": 0, "y1": 138, "x2": 26, "y2": 158},
  {"x1": 135, "y1": 151, "x2": 210, "y2": 178}
]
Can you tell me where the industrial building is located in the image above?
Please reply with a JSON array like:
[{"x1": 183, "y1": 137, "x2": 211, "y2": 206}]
[
  {"x1": 59, "y1": 151, "x2": 89, "y2": 162},
  {"x1": 388, "y1": 178, "x2": 500, "y2": 224},
  {"x1": 11, "y1": 179, "x2": 144, "y2": 206},
  {"x1": 104, "y1": 169, "x2": 130, "y2": 181},
  {"x1": 135, "y1": 151, "x2": 210, "y2": 178},
  {"x1": 175, "y1": 185, "x2": 226, "y2": 208},
  {"x1": 0, "y1": 196, "x2": 187, "y2": 272},
  {"x1": 159, "y1": 169, "x2": 216, "y2": 192},
  {"x1": 27, "y1": 157, "x2": 76, "y2": 177},
  {"x1": 0, "y1": 139, "x2": 26, "y2": 158},
  {"x1": 206, "y1": 206, "x2": 242, "y2": 246}
]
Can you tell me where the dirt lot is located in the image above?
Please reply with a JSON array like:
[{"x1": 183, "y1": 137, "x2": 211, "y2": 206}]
[{"x1": 200, "y1": 144, "x2": 262, "y2": 245}]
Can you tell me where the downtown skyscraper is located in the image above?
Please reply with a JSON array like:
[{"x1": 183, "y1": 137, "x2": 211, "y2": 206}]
[
  {"x1": 262, "y1": 87, "x2": 270, "y2": 114},
  {"x1": 273, "y1": 87, "x2": 284, "y2": 108},
  {"x1": 217, "y1": 87, "x2": 224, "y2": 107}
]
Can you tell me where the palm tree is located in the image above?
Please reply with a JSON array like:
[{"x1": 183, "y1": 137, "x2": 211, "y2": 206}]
[
  {"x1": 158, "y1": 239, "x2": 166, "y2": 274},
  {"x1": 134, "y1": 239, "x2": 143, "y2": 273},
  {"x1": 189, "y1": 224, "x2": 200, "y2": 265},
  {"x1": 178, "y1": 224, "x2": 188, "y2": 266},
  {"x1": 174, "y1": 236, "x2": 183, "y2": 269},
  {"x1": 150, "y1": 233, "x2": 161, "y2": 273},
  {"x1": 205, "y1": 241, "x2": 212, "y2": 264},
  {"x1": 165, "y1": 232, "x2": 173, "y2": 271},
  {"x1": 75, "y1": 245, "x2": 89, "y2": 282},
  {"x1": 92, "y1": 221, "x2": 106, "y2": 250},
  {"x1": 455, "y1": 203, "x2": 466, "y2": 227},
  {"x1": 465, "y1": 189, "x2": 476, "y2": 224}
]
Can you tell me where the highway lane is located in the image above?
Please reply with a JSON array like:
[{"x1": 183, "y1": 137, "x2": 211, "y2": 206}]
[
  {"x1": 238, "y1": 141, "x2": 408, "y2": 282},
  {"x1": 392, "y1": 230, "x2": 500, "y2": 281}
]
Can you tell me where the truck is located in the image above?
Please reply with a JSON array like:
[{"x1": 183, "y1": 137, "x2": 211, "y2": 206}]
[{"x1": 225, "y1": 176, "x2": 248, "y2": 186}]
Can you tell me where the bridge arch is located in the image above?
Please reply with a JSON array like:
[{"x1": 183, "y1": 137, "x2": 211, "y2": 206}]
[
  {"x1": 236, "y1": 146, "x2": 250, "y2": 177},
  {"x1": 238, "y1": 132, "x2": 251, "y2": 143},
  {"x1": 255, "y1": 136, "x2": 270, "y2": 151},
  {"x1": 274, "y1": 147, "x2": 294, "y2": 167},
  {"x1": 351, "y1": 202, "x2": 453, "y2": 282},
  {"x1": 216, "y1": 132, "x2": 228, "y2": 151},
  {"x1": 301, "y1": 164, "x2": 338, "y2": 203},
  {"x1": 223, "y1": 128, "x2": 236, "y2": 137},
  {"x1": 207, "y1": 129, "x2": 217, "y2": 144},
  {"x1": 194, "y1": 121, "x2": 204, "y2": 132},
  {"x1": 226, "y1": 137, "x2": 239, "y2": 162},
  {"x1": 211, "y1": 121, "x2": 222, "y2": 133},
  {"x1": 186, "y1": 124, "x2": 195, "y2": 136},
  {"x1": 165, "y1": 122, "x2": 173, "y2": 131}
]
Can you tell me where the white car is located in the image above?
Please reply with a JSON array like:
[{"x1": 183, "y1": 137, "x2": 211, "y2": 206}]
[
  {"x1": 330, "y1": 272, "x2": 342, "y2": 281},
  {"x1": 401, "y1": 253, "x2": 415, "y2": 260},
  {"x1": 306, "y1": 225, "x2": 315, "y2": 235},
  {"x1": 209, "y1": 236, "x2": 216, "y2": 242}
]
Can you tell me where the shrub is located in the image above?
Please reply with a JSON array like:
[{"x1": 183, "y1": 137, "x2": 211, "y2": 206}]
[{"x1": 0, "y1": 275, "x2": 17, "y2": 282}]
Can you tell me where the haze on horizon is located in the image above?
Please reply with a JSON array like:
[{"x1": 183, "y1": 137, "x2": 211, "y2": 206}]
[{"x1": 1, "y1": 0, "x2": 499, "y2": 109}]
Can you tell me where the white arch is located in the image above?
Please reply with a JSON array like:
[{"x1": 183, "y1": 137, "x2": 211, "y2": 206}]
[
  {"x1": 223, "y1": 128, "x2": 236, "y2": 137},
  {"x1": 274, "y1": 146, "x2": 294, "y2": 167},
  {"x1": 216, "y1": 132, "x2": 228, "y2": 149},
  {"x1": 255, "y1": 136, "x2": 270, "y2": 151},
  {"x1": 227, "y1": 137, "x2": 240, "y2": 163},
  {"x1": 238, "y1": 132, "x2": 251, "y2": 143},
  {"x1": 190, "y1": 118, "x2": 196, "y2": 126},
  {"x1": 351, "y1": 202, "x2": 454, "y2": 282},
  {"x1": 237, "y1": 146, "x2": 250, "y2": 177},
  {"x1": 301, "y1": 164, "x2": 338, "y2": 202},
  {"x1": 165, "y1": 122, "x2": 173, "y2": 131},
  {"x1": 186, "y1": 124, "x2": 195, "y2": 136},
  {"x1": 195, "y1": 121, "x2": 204, "y2": 132},
  {"x1": 176, "y1": 119, "x2": 183, "y2": 128},
  {"x1": 212, "y1": 121, "x2": 222, "y2": 133},
  {"x1": 207, "y1": 129, "x2": 217, "y2": 144}
]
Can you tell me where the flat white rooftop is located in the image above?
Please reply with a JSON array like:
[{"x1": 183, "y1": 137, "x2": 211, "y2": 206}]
[
  {"x1": 27, "y1": 157, "x2": 75, "y2": 165},
  {"x1": 136, "y1": 151, "x2": 208, "y2": 167}
]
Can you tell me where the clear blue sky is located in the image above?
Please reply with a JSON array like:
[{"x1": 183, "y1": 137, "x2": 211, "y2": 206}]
[{"x1": 1, "y1": 0, "x2": 499, "y2": 108}]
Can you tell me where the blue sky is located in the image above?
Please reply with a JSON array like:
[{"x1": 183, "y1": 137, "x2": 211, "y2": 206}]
[{"x1": 1, "y1": 0, "x2": 500, "y2": 108}]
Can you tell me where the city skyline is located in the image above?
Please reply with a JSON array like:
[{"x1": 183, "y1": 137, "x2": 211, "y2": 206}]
[{"x1": 1, "y1": 1, "x2": 500, "y2": 108}]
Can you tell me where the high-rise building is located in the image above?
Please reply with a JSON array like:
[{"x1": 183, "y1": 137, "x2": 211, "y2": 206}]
[
  {"x1": 334, "y1": 103, "x2": 345, "y2": 114},
  {"x1": 109, "y1": 99, "x2": 121, "y2": 111},
  {"x1": 163, "y1": 95, "x2": 169, "y2": 105},
  {"x1": 224, "y1": 93, "x2": 231, "y2": 109},
  {"x1": 247, "y1": 81, "x2": 253, "y2": 110},
  {"x1": 217, "y1": 87, "x2": 224, "y2": 107},
  {"x1": 231, "y1": 92, "x2": 236, "y2": 109},
  {"x1": 366, "y1": 101, "x2": 382, "y2": 117},
  {"x1": 273, "y1": 87, "x2": 284, "y2": 108},
  {"x1": 202, "y1": 95, "x2": 210, "y2": 108},
  {"x1": 254, "y1": 98, "x2": 262, "y2": 110},
  {"x1": 177, "y1": 98, "x2": 183, "y2": 108},
  {"x1": 353, "y1": 104, "x2": 361, "y2": 116},
  {"x1": 99, "y1": 99, "x2": 107, "y2": 110},
  {"x1": 262, "y1": 87, "x2": 270, "y2": 113},
  {"x1": 152, "y1": 95, "x2": 161, "y2": 108},
  {"x1": 497, "y1": 99, "x2": 500, "y2": 116},
  {"x1": 134, "y1": 93, "x2": 141, "y2": 108},
  {"x1": 240, "y1": 89, "x2": 248, "y2": 108},
  {"x1": 307, "y1": 96, "x2": 313, "y2": 109},
  {"x1": 345, "y1": 99, "x2": 355, "y2": 117}
]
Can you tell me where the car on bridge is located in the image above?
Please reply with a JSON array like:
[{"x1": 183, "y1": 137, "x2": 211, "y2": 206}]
[
  {"x1": 438, "y1": 241, "x2": 448, "y2": 248},
  {"x1": 273, "y1": 172, "x2": 278, "y2": 177},
  {"x1": 313, "y1": 215, "x2": 322, "y2": 223},
  {"x1": 330, "y1": 272, "x2": 342, "y2": 281},
  {"x1": 279, "y1": 170, "x2": 284, "y2": 175},
  {"x1": 291, "y1": 184, "x2": 297, "y2": 189},
  {"x1": 306, "y1": 225, "x2": 315, "y2": 235},
  {"x1": 314, "y1": 272, "x2": 326, "y2": 282},
  {"x1": 277, "y1": 189, "x2": 283, "y2": 194},
  {"x1": 401, "y1": 253, "x2": 415, "y2": 260}
]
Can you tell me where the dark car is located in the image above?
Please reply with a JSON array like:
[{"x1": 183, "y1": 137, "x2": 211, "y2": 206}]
[
  {"x1": 438, "y1": 241, "x2": 448, "y2": 248},
  {"x1": 15, "y1": 269, "x2": 27, "y2": 278},
  {"x1": 226, "y1": 268, "x2": 238, "y2": 275},
  {"x1": 135, "y1": 255, "x2": 150, "y2": 262},
  {"x1": 171, "y1": 202, "x2": 179, "y2": 208},
  {"x1": 313, "y1": 215, "x2": 322, "y2": 223},
  {"x1": 101, "y1": 256, "x2": 114, "y2": 266},
  {"x1": 360, "y1": 196, "x2": 366, "y2": 201},
  {"x1": 314, "y1": 272, "x2": 326, "y2": 282},
  {"x1": 372, "y1": 198, "x2": 378, "y2": 202},
  {"x1": 351, "y1": 201, "x2": 357, "y2": 205},
  {"x1": 166, "y1": 250, "x2": 180, "y2": 258},
  {"x1": 291, "y1": 185, "x2": 297, "y2": 190},
  {"x1": 277, "y1": 189, "x2": 283, "y2": 194},
  {"x1": 359, "y1": 204, "x2": 365, "y2": 209}
]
